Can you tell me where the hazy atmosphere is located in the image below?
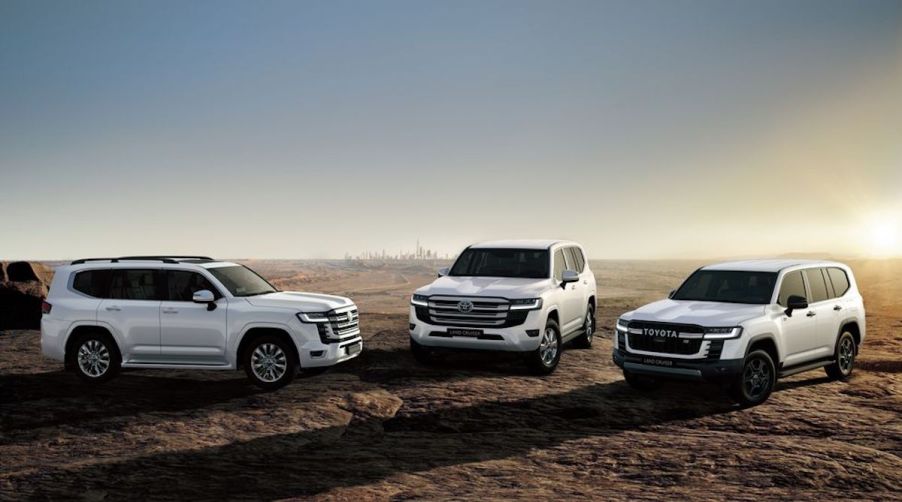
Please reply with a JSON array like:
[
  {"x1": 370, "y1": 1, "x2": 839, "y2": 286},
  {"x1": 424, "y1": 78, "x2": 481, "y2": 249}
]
[{"x1": 1, "y1": 0, "x2": 900, "y2": 260}]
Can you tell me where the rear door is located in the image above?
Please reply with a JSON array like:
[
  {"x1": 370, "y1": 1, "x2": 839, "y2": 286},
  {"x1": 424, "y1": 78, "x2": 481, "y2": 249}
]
[
  {"x1": 97, "y1": 268, "x2": 162, "y2": 363},
  {"x1": 805, "y1": 267, "x2": 840, "y2": 360},
  {"x1": 559, "y1": 247, "x2": 584, "y2": 335},
  {"x1": 777, "y1": 270, "x2": 819, "y2": 366},
  {"x1": 159, "y1": 270, "x2": 229, "y2": 365}
]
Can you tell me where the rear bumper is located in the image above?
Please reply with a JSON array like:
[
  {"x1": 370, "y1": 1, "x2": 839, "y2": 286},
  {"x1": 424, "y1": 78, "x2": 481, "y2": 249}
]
[
  {"x1": 40, "y1": 316, "x2": 68, "y2": 361},
  {"x1": 612, "y1": 349, "x2": 743, "y2": 381}
]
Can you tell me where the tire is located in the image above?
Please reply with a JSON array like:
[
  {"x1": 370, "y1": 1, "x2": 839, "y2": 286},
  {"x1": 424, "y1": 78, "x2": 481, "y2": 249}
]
[
  {"x1": 410, "y1": 337, "x2": 438, "y2": 366},
  {"x1": 623, "y1": 369, "x2": 659, "y2": 391},
  {"x1": 242, "y1": 335, "x2": 297, "y2": 390},
  {"x1": 729, "y1": 350, "x2": 776, "y2": 407},
  {"x1": 528, "y1": 319, "x2": 562, "y2": 375},
  {"x1": 68, "y1": 332, "x2": 121, "y2": 384},
  {"x1": 825, "y1": 331, "x2": 856, "y2": 380},
  {"x1": 572, "y1": 302, "x2": 595, "y2": 349}
]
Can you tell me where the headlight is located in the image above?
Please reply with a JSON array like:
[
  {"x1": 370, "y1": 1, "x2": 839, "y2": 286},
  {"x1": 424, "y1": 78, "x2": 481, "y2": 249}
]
[
  {"x1": 411, "y1": 294, "x2": 429, "y2": 307},
  {"x1": 616, "y1": 318, "x2": 630, "y2": 331},
  {"x1": 297, "y1": 311, "x2": 330, "y2": 323},
  {"x1": 703, "y1": 326, "x2": 742, "y2": 339},
  {"x1": 509, "y1": 298, "x2": 543, "y2": 310}
]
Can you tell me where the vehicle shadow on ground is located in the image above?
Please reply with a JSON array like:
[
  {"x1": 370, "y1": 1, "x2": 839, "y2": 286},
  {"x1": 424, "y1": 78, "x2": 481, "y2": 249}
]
[{"x1": 13, "y1": 378, "x2": 737, "y2": 499}]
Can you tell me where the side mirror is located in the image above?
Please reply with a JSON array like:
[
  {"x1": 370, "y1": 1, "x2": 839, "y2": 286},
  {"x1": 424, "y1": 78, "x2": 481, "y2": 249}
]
[
  {"x1": 437, "y1": 267, "x2": 449, "y2": 278},
  {"x1": 784, "y1": 295, "x2": 808, "y2": 317},
  {"x1": 193, "y1": 289, "x2": 216, "y2": 311},
  {"x1": 562, "y1": 270, "x2": 579, "y2": 286},
  {"x1": 668, "y1": 289, "x2": 676, "y2": 299}
]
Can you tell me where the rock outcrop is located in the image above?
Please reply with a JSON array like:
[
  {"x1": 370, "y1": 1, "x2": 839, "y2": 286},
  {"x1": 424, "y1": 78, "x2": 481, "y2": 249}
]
[{"x1": 0, "y1": 262, "x2": 53, "y2": 330}]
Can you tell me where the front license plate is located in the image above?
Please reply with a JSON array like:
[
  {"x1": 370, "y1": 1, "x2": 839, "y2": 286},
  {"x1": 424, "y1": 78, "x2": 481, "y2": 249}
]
[
  {"x1": 642, "y1": 358, "x2": 673, "y2": 367},
  {"x1": 346, "y1": 342, "x2": 362, "y2": 355},
  {"x1": 447, "y1": 329, "x2": 483, "y2": 337}
]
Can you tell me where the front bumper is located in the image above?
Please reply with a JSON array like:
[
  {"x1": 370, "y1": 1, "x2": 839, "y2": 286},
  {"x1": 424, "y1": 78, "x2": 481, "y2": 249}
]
[
  {"x1": 612, "y1": 348, "x2": 742, "y2": 381},
  {"x1": 297, "y1": 335, "x2": 363, "y2": 368},
  {"x1": 409, "y1": 306, "x2": 544, "y2": 352}
]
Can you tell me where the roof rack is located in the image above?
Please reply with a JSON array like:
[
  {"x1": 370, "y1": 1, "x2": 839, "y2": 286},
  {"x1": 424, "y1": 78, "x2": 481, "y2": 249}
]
[{"x1": 71, "y1": 256, "x2": 213, "y2": 265}]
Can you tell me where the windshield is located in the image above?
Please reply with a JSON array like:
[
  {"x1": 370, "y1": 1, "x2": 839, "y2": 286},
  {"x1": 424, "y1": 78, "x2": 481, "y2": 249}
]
[
  {"x1": 450, "y1": 248, "x2": 549, "y2": 279},
  {"x1": 208, "y1": 265, "x2": 277, "y2": 297},
  {"x1": 672, "y1": 270, "x2": 777, "y2": 304}
]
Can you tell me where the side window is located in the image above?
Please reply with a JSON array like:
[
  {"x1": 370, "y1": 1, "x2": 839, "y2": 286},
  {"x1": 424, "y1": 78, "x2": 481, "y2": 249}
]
[
  {"x1": 777, "y1": 271, "x2": 806, "y2": 306},
  {"x1": 109, "y1": 269, "x2": 162, "y2": 301},
  {"x1": 574, "y1": 247, "x2": 586, "y2": 272},
  {"x1": 167, "y1": 270, "x2": 220, "y2": 301},
  {"x1": 562, "y1": 247, "x2": 577, "y2": 271},
  {"x1": 553, "y1": 249, "x2": 565, "y2": 281},
  {"x1": 827, "y1": 268, "x2": 850, "y2": 297},
  {"x1": 72, "y1": 269, "x2": 112, "y2": 298},
  {"x1": 804, "y1": 268, "x2": 829, "y2": 303},
  {"x1": 566, "y1": 247, "x2": 585, "y2": 272}
]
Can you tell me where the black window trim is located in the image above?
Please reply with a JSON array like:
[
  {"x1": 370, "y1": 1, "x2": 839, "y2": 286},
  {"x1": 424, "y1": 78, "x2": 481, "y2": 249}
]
[
  {"x1": 163, "y1": 268, "x2": 225, "y2": 302},
  {"x1": 826, "y1": 267, "x2": 850, "y2": 298}
]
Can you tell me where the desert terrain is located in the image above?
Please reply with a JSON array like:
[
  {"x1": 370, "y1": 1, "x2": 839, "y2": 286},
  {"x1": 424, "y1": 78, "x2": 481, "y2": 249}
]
[{"x1": 1, "y1": 259, "x2": 900, "y2": 500}]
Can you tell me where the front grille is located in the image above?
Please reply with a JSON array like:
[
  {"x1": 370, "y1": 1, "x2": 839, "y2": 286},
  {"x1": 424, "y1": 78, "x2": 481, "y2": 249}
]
[
  {"x1": 706, "y1": 340, "x2": 724, "y2": 360},
  {"x1": 317, "y1": 307, "x2": 360, "y2": 344},
  {"x1": 416, "y1": 296, "x2": 528, "y2": 328},
  {"x1": 625, "y1": 321, "x2": 704, "y2": 355}
]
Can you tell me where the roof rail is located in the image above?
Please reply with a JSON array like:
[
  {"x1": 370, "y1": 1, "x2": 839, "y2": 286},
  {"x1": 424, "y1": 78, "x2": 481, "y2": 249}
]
[{"x1": 70, "y1": 256, "x2": 213, "y2": 265}]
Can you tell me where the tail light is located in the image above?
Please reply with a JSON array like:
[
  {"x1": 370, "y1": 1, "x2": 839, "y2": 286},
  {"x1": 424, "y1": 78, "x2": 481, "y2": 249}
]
[{"x1": 41, "y1": 300, "x2": 52, "y2": 315}]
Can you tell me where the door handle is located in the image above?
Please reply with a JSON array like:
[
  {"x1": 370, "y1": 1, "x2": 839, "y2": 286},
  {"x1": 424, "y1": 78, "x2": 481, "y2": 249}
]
[
  {"x1": 105, "y1": 306, "x2": 121, "y2": 312},
  {"x1": 162, "y1": 309, "x2": 179, "y2": 314},
  {"x1": 806, "y1": 311, "x2": 816, "y2": 317},
  {"x1": 833, "y1": 305, "x2": 842, "y2": 311}
]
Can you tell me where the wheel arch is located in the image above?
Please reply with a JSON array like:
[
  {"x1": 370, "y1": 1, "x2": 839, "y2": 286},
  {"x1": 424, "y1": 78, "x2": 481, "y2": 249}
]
[
  {"x1": 838, "y1": 319, "x2": 861, "y2": 354},
  {"x1": 64, "y1": 325, "x2": 120, "y2": 369},
  {"x1": 745, "y1": 334, "x2": 780, "y2": 366},
  {"x1": 236, "y1": 327, "x2": 300, "y2": 370}
]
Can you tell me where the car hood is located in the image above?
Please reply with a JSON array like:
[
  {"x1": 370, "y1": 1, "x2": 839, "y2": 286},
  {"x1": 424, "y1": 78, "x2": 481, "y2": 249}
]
[
  {"x1": 417, "y1": 276, "x2": 552, "y2": 299},
  {"x1": 624, "y1": 299, "x2": 765, "y2": 327},
  {"x1": 244, "y1": 292, "x2": 354, "y2": 312}
]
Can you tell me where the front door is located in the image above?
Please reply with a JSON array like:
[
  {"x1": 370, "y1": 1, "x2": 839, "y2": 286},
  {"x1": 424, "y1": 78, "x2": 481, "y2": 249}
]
[
  {"x1": 778, "y1": 270, "x2": 820, "y2": 366},
  {"x1": 159, "y1": 270, "x2": 228, "y2": 365}
]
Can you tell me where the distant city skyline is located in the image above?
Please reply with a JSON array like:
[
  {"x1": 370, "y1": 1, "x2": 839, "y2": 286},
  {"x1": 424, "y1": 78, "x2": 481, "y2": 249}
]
[{"x1": 1, "y1": 1, "x2": 900, "y2": 260}]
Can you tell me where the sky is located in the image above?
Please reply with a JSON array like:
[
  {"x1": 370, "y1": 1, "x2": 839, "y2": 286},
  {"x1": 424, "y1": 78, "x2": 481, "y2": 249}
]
[{"x1": 1, "y1": 0, "x2": 900, "y2": 260}]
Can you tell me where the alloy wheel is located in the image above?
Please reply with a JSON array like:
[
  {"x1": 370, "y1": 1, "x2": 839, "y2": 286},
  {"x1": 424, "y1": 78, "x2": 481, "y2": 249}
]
[
  {"x1": 539, "y1": 328, "x2": 559, "y2": 366},
  {"x1": 838, "y1": 336, "x2": 855, "y2": 374},
  {"x1": 251, "y1": 343, "x2": 288, "y2": 383},
  {"x1": 743, "y1": 356, "x2": 771, "y2": 399},
  {"x1": 77, "y1": 339, "x2": 111, "y2": 377},
  {"x1": 584, "y1": 311, "x2": 594, "y2": 342}
]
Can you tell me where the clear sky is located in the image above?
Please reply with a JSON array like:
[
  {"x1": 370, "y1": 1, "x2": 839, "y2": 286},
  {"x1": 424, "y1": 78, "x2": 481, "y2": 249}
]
[{"x1": 1, "y1": 0, "x2": 900, "y2": 260}]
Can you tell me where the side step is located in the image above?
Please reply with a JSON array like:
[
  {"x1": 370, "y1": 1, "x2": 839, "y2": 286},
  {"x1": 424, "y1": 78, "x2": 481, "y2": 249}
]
[{"x1": 778, "y1": 357, "x2": 833, "y2": 378}]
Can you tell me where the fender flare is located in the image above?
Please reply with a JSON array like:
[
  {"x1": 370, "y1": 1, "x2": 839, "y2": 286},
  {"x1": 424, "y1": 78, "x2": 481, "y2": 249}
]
[
  {"x1": 744, "y1": 333, "x2": 781, "y2": 364},
  {"x1": 65, "y1": 320, "x2": 125, "y2": 356}
]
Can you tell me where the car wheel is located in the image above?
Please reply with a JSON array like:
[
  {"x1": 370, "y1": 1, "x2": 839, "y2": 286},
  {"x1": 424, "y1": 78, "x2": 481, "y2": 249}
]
[
  {"x1": 410, "y1": 337, "x2": 438, "y2": 366},
  {"x1": 825, "y1": 331, "x2": 856, "y2": 381},
  {"x1": 573, "y1": 303, "x2": 595, "y2": 349},
  {"x1": 623, "y1": 369, "x2": 659, "y2": 391},
  {"x1": 69, "y1": 332, "x2": 121, "y2": 383},
  {"x1": 243, "y1": 335, "x2": 297, "y2": 390},
  {"x1": 528, "y1": 319, "x2": 562, "y2": 375},
  {"x1": 729, "y1": 349, "x2": 776, "y2": 407}
]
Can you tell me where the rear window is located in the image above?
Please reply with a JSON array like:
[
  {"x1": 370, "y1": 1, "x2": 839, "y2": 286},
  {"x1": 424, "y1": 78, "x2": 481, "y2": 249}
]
[
  {"x1": 72, "y1": 269, "x2": 112, "y2": 298},
  {"x1": 827, "y1": 268, "x2": 850, "y2": 297},
  {"x1": 109, "y1": 269, "x2": 163, "y2": 301}
]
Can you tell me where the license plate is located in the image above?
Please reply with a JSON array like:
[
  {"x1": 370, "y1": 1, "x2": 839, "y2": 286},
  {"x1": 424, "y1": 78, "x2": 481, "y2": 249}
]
[
  {"x1": 642, "y1": 358, "x2": 673, "y2": 367},
  {"x1": 447, "y1": 329, "x2": 483, "y2": 337},
  {"x1": 346, "y1": 342, "x2": 362, "y2": 355}
]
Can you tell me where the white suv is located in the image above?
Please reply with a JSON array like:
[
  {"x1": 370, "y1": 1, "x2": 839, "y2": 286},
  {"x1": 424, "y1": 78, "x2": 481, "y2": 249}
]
[
  {"x1": 409, "y1": 240, "x2": 597, "y2": 374},
  {"x1": 613, "y1": 260, "x2": 865, "y2": 406},
  {"x1": 41, "y1": 256, "x2": 363, "y2": 389}
]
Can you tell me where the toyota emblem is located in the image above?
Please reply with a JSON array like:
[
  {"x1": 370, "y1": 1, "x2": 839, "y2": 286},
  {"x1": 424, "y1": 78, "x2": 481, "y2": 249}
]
[{"x1": 457, "y1": 300, "x2": 474, "y2": 313}]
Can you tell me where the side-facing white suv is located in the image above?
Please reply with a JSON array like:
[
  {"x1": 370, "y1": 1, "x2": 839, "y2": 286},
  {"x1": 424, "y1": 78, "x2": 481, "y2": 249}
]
[
  {"x1": 41, "y1": 256, "x2": 363, "y2": 389},
  {"x1": 613, "y1": 260, "x2": 865, "y2": 406},
  {"x1": 409, "y1": 240, "x2": 597, "y2": 374}
]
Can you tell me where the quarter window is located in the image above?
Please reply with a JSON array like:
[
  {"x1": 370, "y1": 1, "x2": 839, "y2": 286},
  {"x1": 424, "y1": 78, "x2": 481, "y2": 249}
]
[
  {"x1": 804, "y1": 268, "x2": 829, "y2": 303},
  {"x1": 167, "y1": 271, "x2": 220, "y2": 301},
  {"x1": 72, "y1": 269, "x2": 112, "y2": 298},
  {"x1": 777, "y1": 271, "x2": 806, "y2": 307},
  {"x1": 109, "y1": 269, "x2": 162, "y2": 301},
  {"x1": 827, "y1": 268, "x2": 850, "y2": 297}
]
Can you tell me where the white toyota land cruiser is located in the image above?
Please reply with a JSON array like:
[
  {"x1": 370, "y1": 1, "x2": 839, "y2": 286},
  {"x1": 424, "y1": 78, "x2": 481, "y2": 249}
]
[
  {"x1": 613, "y1": 259, "x2": 865, "y2": 406},
  {"x1": 409, "y1": 240, "x2": 597, "y2": 374},
  {"x1": 41, "y1": 256, "x2": 363, "y2": 389}
]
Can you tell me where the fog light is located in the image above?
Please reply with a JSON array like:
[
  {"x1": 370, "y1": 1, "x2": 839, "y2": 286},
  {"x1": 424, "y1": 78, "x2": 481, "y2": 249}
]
[
  {"x1": 310, "y1": 350, "x2": 325, "y2": 358},
  {"x1": 409, "y1": 323, "x2": 416, "y2": 330},
  {"x1": 526, "y1": 329, "x2": 540, "y2": 337}
]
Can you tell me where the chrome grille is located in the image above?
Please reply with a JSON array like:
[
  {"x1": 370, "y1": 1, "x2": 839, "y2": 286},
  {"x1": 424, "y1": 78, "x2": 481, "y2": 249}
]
[
  {"x1": 426, "y1": 296, "x2": 510, "y2": 327},
  {"x1": 328, "y1": 308, "x2": 360, "y2": 337}
]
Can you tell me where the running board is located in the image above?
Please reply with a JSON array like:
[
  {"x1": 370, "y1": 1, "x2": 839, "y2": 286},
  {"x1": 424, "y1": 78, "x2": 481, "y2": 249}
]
[{"x1": 778, "y1": 358, "x2": 833, "y2": 378}]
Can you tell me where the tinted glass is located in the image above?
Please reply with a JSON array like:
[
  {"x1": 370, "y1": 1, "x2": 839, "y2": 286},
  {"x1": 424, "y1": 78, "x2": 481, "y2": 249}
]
[
  {"x1": 827, "y1": 268, "x2": 850, "y2": 297},
  {"x1": 450, "y1": 249, "x2": 550, "y2": 279},
  {"x1": 571, "y1": 247, "x2": 586, "y2": 272},
  {"x1": 109, "y1": 269, "x2": 162, "y2": 300},
  {"x1": 167, "y1": 271, "x2": 220, "y2": 301},
  {"x1": 208, "y1": 265, "x2": 277, "y2": 296},
  {"x1": 72, "y1": 269, "x2": 112, "y2": 298},
  {"x1": 553, "y1": 249, "x2": 566, "y2": 281},
  {"x1": 804, "y1": 268, "x2": 829, "y2": 303},
  {"x1": 777, "y1": 271, "x2": 806, "y2": 306},
  {"x1": 672, "y1": 270, "x2": 777, "y2": 304}
]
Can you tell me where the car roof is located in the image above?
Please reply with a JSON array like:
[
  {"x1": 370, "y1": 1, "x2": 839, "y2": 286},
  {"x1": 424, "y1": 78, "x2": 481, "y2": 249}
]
[
  {"x1": 702, "y1": 259, "x2": 846, "y2": 273},
  {"x1": 61, "y1": 259, "x2": 240, "y2": 273},
  {"x1": 468, "y1": 239, "x2": 577, "y2": 250}
]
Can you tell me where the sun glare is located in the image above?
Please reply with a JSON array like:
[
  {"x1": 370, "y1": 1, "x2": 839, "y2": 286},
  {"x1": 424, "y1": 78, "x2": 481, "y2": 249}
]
[{"x1": 868, "y1": 215, "x2": 900, "y2": 256}]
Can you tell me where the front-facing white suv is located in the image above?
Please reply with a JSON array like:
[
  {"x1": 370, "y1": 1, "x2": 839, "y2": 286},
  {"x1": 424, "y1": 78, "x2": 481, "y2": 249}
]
[
  {"x1": 613, "y1": 260, "x2": 865, "y2": 406},
  {"x1": 41, "y1": 256, "x2": 363, "y2": 389},
  {"x1": 409, "y1": 240, "x2": 597, "y2": 374}
]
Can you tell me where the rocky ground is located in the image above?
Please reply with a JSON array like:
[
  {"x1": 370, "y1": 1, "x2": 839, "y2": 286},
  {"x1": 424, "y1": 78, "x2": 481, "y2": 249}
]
[{"x1": 0, "y1": 260, "x2": 900, "y2": 500}]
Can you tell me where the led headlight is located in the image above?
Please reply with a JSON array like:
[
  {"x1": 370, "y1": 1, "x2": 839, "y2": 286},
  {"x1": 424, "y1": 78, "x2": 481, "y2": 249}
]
[
  {"x1": 297, "y1": 311, "x2": 330, "y2": 323},
  {"x1": 616, "y1": 318, "x2": 630, "y2": 331},
  {"x1": 410, "y1": 294, "x2": 429, "y2": 306},
  {"x1": 703, "y1": 326, "x2": 743, "y2": 339},
  {"x1": 509, "y1": 298, "x2": 543, "y2": 310}
]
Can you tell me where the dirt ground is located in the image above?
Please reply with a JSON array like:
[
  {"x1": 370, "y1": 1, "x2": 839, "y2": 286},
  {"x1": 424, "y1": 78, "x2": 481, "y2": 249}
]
[{"x1": 1, "y1": 259, "x2": 900, "y2": 500}]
